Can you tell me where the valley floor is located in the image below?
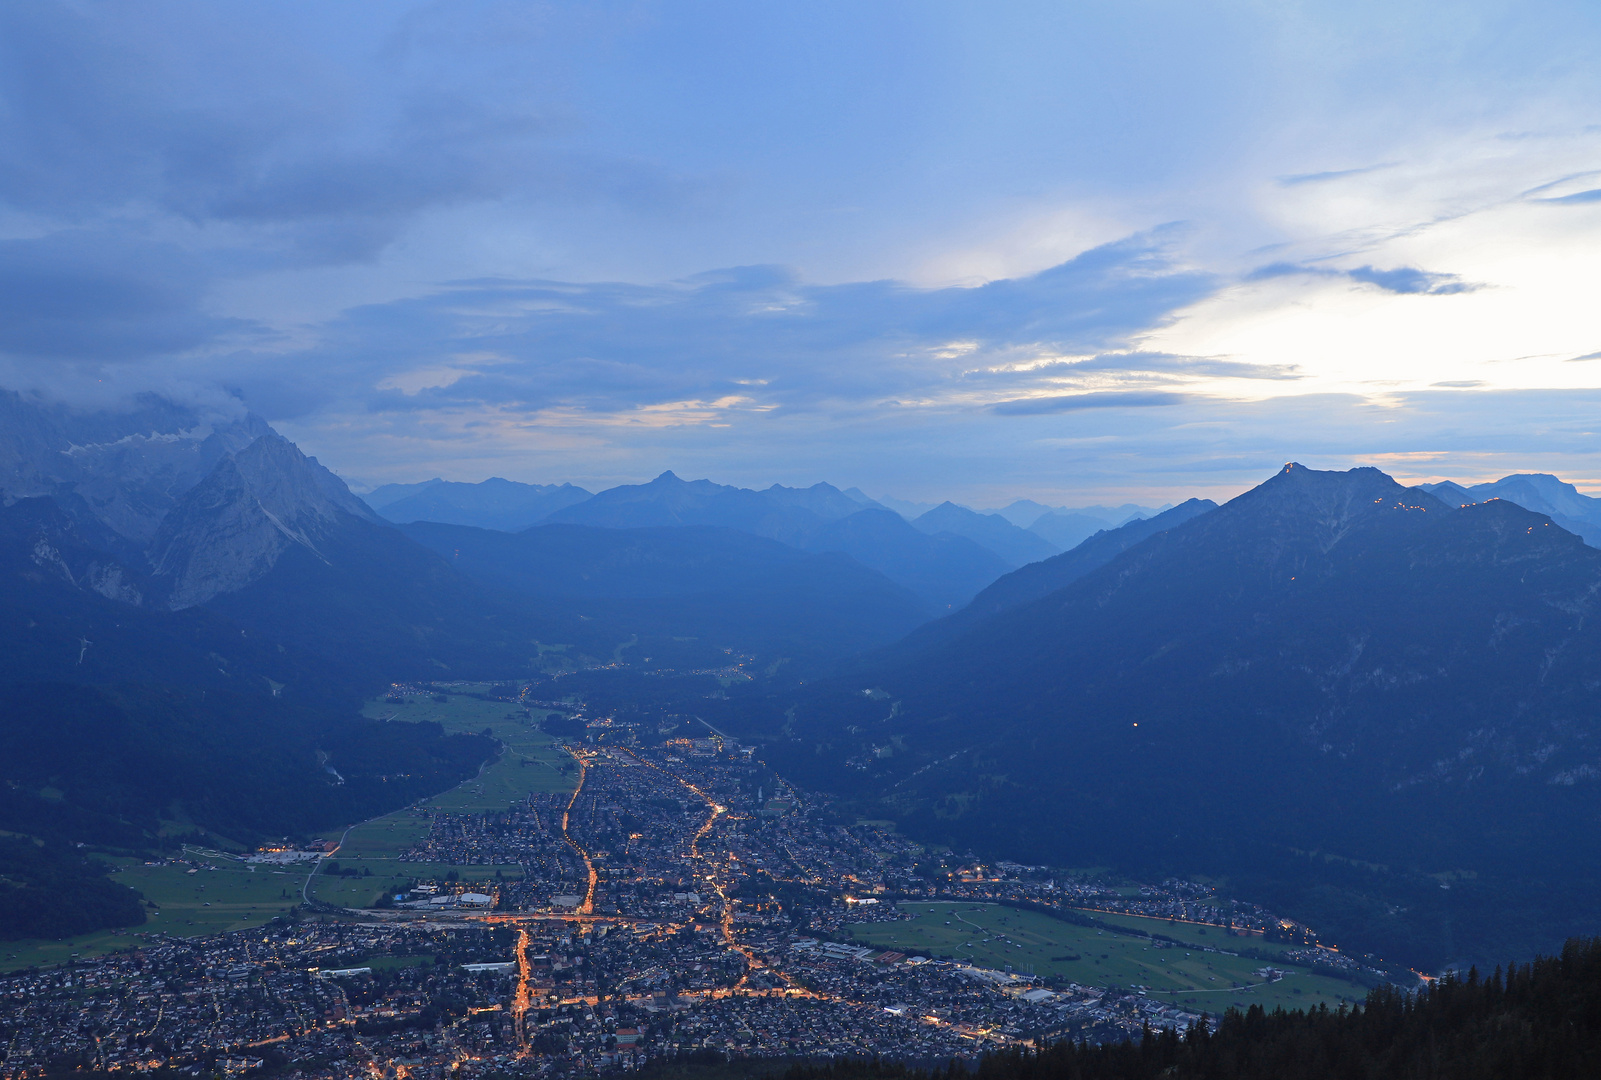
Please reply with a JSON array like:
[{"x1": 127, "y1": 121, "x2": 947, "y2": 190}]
[{"x1": 0, "y1": 686, "x2": 1411, "y2": 1078}]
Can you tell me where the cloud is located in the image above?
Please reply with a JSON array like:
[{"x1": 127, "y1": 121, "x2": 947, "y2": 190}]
[
  {"x1": 223, "y1": 230, "x2": 1218, "y2": 424},
  {"x1": 0, "y1": 2, "x2": 689, "y2": 269},
  {"x1": 992, "y1": 391, "x2": 1188, "y2": 415},
  {"x1": 996, "y1": 351, "x2": 1301, "y2": 383},
  {"x1": 0, "y1": 233, "x2": 255, "y2": 363},
  {"x1": 1277, "y1": 163, "x2": 1398, "y2": 186},
  {"x1": 1345, "y1": 265, "x2": 1478, "y2": 296},
  {"x1": 1248, "y1": 261, "x2": 1477, "y2": 296},
  {"x1": 1533, "y1": 188, "x2": 1601, "y2": 205},
  {"x1": 2, "y1": 0, "x2": 1601, "y2": 504}
]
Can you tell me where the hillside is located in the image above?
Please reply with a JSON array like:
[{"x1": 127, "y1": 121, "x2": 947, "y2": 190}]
[
  {"x1": 546, "y1": 472, "x2": 1012, "y2": 607},
  {"x1": 0, "y1": 681, "x2": 493, "y2": 939},
  {"x1": 896, "y1": 497, "x2": 1217, "y2": 652},
  {"x1": 1425, "y1": 472, "x2": 1601, "y2": 547},
  {"x1": 748, "y1": 464, "x2": 1601, "y2": 966},
  {"x1": 912, "y1": 502, "x2": 1060, "y2": 566},
  {"x1": 772, "y1": 938, "x2": 1601, "y2": 1080},
  {"x1": 366, "y1": 477, "x2": 592, "y2": 530},
  {"x1": 400, "y1": 521, "x2": 934, "y2": 658}
]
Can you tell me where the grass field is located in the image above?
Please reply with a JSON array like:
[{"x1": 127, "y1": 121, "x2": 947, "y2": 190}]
[
  {"x1": 1, "y1": 859, "x2": 306, "y2": 972},
  {"x1": 1, "y1": 927, "x2": 153, "y2": 972},
  {"x1": 5, "y1": 690, "x2": 583, "y2": 969},
  {"x1": 119, "y1": 860, "x2": 303, "y2": 932},
  {"x1": 361, "y1": 691, "x2": 577, "y2": 812},
  {"x1": 844, "y1": 902, "x2": 1367, "y2": 1013},
  {"x1": 304, "y1": 689, "x2": 581, "y2": 906},
  {"x1": 1074, "y1": 910, "x2": 1293, "y2": 957}
]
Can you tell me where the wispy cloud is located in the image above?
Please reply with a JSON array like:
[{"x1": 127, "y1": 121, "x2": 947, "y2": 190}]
[
  {"x1": 228, "y1": 231, "x2": 1219, "y2": 424},
  {"x1": 992, "y1": 390, "x2": 1188, "y2": 415},
  {"x1": 1541, "y1": 188, "x2": 1601, "y2": 204},
  {"x1": 2, "y1": 1, "x2": 1601, "y2": 504},
  {"x1": 1247, "y1": 261, "x2": 1479, "y2": 296},
  {"x1": 1277, "y1": 163, "x2": 1398, "y2": 186}
]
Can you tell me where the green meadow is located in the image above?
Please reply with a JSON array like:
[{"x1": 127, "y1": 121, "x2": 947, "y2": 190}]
[
  {"x1": 844, "y1": 902, "x2": 1367, "y2": 1013},
  {"x1": 1076, "y1": 910, "x2": 1294, "y2": 957},
  {"x1": 1, "y1": 859, "x2": 304, "y2": 972},
  {"x1": 361, "y1": 689, "x2": 577, "y2": 812},
  {"x1": 4, "y1": 689, "x2": 581, "y2": 968},
  {"x1": 305, "y1": 688, "x2": 581, "y2": 906},
  {"x1": 308, "y1": 855, "x2": 525, "y2": 909},
  {"x1": 1, "y1": 927, "x2": 153, "y2": 973}
]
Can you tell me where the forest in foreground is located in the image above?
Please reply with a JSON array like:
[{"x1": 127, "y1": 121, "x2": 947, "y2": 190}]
[{"x1": 652, "y1": 937, "x2": 1601, "y2": 1080}]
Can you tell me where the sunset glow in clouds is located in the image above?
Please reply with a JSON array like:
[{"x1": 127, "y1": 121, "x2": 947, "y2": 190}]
[{"x1": 3, "y1": 1, "x2": 1601, "y2": 503}]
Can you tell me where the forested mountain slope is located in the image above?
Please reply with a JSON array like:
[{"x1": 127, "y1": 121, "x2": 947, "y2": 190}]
[
  {"x1": 775, "y1": 938, "x2": 1601, "y2": 1080},
  {"x1": 747, "y1": 464, "x2": 1601, "y2": 965},
  {"x1": 401, "y1": 521, "x2": 933, "y2": 658}
]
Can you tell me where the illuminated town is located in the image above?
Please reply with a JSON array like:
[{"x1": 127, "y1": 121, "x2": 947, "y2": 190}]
[{"x1": 0, "y1": 701, "x2": 1391, "y2": 1078}]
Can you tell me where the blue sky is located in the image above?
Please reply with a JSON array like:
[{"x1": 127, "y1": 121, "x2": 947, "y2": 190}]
[{"x1": 4, "y1": 1, "x2": 1601, "y2": 506}]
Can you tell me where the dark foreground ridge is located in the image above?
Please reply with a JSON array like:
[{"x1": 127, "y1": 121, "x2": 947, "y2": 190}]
[{"x1": 690, "y1": 937, "x2": 1601, "y2": 1080}]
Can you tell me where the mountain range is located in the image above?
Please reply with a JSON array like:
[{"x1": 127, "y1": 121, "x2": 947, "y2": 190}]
[
  {"x1": 540, "y1": 472, "x2": 1015, "y2": 610},
  {"x1": 10, "y1": 383, "x2": 1601, "y2": 964},
  {"x1": 356, "y1": 473, "x2": 1185, "y2": 587},
  {"x1": 731, "y1": 464, "x2": 1601, "y2": 967},
  {"x1": 0, "y1": 393, "x2": 991, "y2": 678},
  {"x1": 365, "y1": 477, "x2": 593, "y2": 531},
  {"x1": 1423, "y1": 473, "x2": 1601, "y2": 547},
  {"x1": 400, "y1": 521, "x2": 932, "y2": 659}
]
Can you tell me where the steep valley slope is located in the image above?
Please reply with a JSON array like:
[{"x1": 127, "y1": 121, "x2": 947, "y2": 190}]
[{"x1": 735, "y1": 464, "x2": 1601, "y2": 967}]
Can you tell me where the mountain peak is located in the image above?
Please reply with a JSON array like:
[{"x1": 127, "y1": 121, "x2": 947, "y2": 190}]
[
  {"x1": 150, "y1": 432, "x2": 383, "y2": 609},
  {"x1": 1221, "y1": 464, "x2": 1450, "y2": 556}
]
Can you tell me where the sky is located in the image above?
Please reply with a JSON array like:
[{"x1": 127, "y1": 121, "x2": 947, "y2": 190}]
[{"x1": 3, "y1": 1, "x2": 1601, "y2": 507}]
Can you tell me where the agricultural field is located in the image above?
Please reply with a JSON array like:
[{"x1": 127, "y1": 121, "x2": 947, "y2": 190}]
[
  {"x1": 1, "y1": 928, "x2": 153, "y2": 973},
  {"x1": 362, "y1": 689, "x2": 577, "y2": 812},
  {"x1": 305, "y1": 688, "x2": 579, "y2": 907},
  {"x1": 1078, "y1": 910, "x2": 1295, "y2": 957},
  {"x1": 0, "y1": 859, "x2": 305, "y2": 972},
  {"x1": 115, "y1": 860, "x2": 304, "y2": 934},
  {"x1": 844, "y1": 902, "x2": 1368, "y2": 1013},
  {"x1": 6, "y1": 690, "x2": 572, "y2": 969}
]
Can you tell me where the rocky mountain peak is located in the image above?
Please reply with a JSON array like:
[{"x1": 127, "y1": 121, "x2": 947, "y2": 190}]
[
  {"x1": 1215, "y1": 463, "x2": 1450, "y2": 556},
  {"x1": 150, "y1": 431, "x2": 381, "y2": 609}
]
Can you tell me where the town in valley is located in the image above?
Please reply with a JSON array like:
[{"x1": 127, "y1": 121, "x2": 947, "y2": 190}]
[{"x1": 0, "y1": 685, "x2": 1403, "y2": 1079}]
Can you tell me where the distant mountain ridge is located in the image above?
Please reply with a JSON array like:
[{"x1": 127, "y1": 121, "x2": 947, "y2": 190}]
[
  {"x1": 1424, "y1": 473, "x2": 1601, "y2": 547},
  {"x1": 0, "y1": 389, "x2": 271, "y2": 545},
  {"x1": 401, "y1": 521, "x2": 932, "y2": 658},
  {"x1": 0, "y1": 393, "x2": 981, "y2": 673},
  {"x1": 894, "y1": 496, "x2": 1219, "y2": 654},
  {"x1": 366, "y1": 477, "x2": 592, "y2": 531},
  {"x1": 912, "y1": 501, "x2": 1061, "y2": 566},
  {"x1": 361, "y1": 472, "x2": 1188, "y2": 583},
  {"x1": 545, "y1": 472, "x2": 1013, "y2": 608}
]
